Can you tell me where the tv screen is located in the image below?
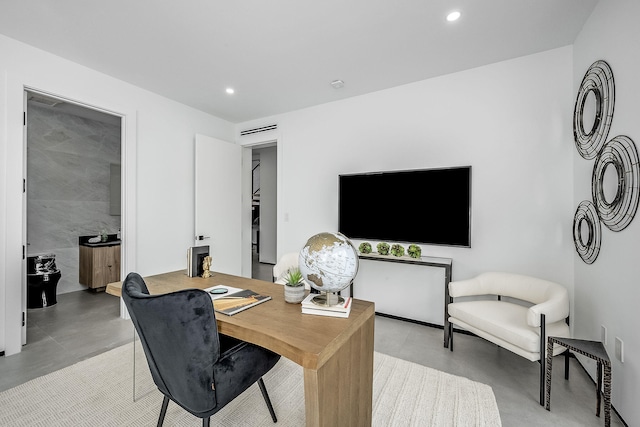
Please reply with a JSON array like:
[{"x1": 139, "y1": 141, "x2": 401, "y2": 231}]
[{"x1": 338, "y1": 166, "x2": 471, "y2": 247}]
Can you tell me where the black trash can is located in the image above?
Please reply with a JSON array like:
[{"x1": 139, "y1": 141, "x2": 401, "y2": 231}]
[{"x1": 27, "y1": 254, "x2": 61, "y2": 308}]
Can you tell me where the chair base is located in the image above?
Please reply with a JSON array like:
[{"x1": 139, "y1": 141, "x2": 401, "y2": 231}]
[
  {"x1": 258, "y1": 378, "x2": 278, "y2": 423},
  {"x1": 157, "y1": 396, "x2": 170, "y2": 427},
  {"x1": 156, "y1": 378, "x2": 276, "y2": 426},
  {"x1": 449, "y1": 314, "x2": 547, "y2": 406}
]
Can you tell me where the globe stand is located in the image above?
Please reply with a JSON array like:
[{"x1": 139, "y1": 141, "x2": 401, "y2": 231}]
[{"x1": 311, "y1": 291, "x2": 344, "y2": 307}]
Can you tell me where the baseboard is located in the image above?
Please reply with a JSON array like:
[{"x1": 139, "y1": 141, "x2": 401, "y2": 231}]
[
  {"x1": 375, "y1": 312, "x2": 442, "y2": 329},
  {"x1": 375, "y1": 312, "x2": 476, "y2": 337}
]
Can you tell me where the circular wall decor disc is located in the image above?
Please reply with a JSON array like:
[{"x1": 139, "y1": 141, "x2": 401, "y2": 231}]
[
  {"x1": 573, "y1": 200, "x2": 601, "y2": 264},
  {"x1": 573, "y1": 60, "x2": 615, "y2": 160},
  {"x1": 592, "y1": 135, "x2": 640, "y2": 231}
]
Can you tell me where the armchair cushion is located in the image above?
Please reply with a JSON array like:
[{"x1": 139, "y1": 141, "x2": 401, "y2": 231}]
[
  {"x1": 449, "y1": 272, "x2": 570, "y2": 326},
  {"x1": 448, "y1": 300, "x2": 570, "y2": 360}
]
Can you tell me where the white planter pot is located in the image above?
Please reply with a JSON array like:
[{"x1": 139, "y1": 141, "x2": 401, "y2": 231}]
[{"x1": 284, "y1": 285, "x2": 305, "y2": 303}]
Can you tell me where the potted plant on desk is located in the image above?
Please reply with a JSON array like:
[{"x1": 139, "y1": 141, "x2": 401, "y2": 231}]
[{"x1": 283, "y1": 268, "x2": 306, "y2": 303}]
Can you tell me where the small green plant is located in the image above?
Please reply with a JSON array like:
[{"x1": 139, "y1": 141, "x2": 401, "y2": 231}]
[
  {"x1": 377, "y1": 242, "x2": 390, "y2": 255},
  {"x1": 283, "y1": 268, "x2": 304, "y2": 287},
  {"x1": 358, "y1": 242, "x2": 372, "y2": 254},
  {"x1": 407, "y1": 244, "x2": 422, "y2": 259},
  {"x1": 390, "y1": 244, "x2": 405, "y2": 257}
]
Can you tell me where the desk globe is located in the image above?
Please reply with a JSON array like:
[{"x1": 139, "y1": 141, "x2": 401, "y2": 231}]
[{"x1": 299, "y1": 232, "x2": 359, "y2": 306}]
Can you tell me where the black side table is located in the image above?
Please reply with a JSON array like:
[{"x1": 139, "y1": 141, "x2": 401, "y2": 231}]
[{"x1": 545, "y1": 336, "x2": 611, "y2": 427}]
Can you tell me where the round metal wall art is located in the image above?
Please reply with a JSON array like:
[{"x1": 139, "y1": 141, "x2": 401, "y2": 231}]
[
  {"x1": 592, "y1": 135, "x2": 640, "y2": 231},
  {"x1": 573, "y1": 60, "x2": 615, "y2": 160},
  {"x1": 573, "y1": 200, "x2": 601, "y2": 265}
]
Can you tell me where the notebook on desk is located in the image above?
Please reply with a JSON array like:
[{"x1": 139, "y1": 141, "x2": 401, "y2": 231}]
[{"x1": 205, "y1": 285, "x2": 271, "y2": 316}]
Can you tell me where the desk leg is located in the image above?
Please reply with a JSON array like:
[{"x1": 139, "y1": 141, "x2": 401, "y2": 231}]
[{"x1": 303, "y1": 315, "x2": 374, "y2": 427}]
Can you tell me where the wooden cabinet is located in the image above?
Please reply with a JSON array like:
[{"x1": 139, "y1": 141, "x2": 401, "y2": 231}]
[{"x1": 79, "y1": 244, "x2": 121, "y2": 291}]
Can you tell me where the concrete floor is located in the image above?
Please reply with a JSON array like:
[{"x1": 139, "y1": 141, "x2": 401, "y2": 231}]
[
  {"x1": 0, "y1": 258, "x2": 625, "y2": 426},
  {"x1": 0, "y1": 290, "x2": 132, "y2": 392}
]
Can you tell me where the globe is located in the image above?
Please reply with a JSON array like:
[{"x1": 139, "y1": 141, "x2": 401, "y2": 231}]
[{"x1": 299, "y1": 232, "x2": 359, "y2": 305}]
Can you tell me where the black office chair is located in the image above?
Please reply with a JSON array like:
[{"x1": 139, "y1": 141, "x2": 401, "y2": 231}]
[{"x1": 122, "y1": 272, "x2": 280, "y2": 427}]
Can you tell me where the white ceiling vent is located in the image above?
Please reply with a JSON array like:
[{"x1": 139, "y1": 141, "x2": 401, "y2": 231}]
[{"x1": 240, "y1": 124, "x2": 278, "y2": 137}]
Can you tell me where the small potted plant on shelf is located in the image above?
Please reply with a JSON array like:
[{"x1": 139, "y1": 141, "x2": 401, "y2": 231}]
[
  {"x1": 390, "y1": 244, "x2": 405, "y2": 257},
  {"x1": 283, "y1": 268, "x2": 306, "y2": 303},
  {"x1": 358, "y1": 242, "x2": 372, "y2": 254},
  {"x1": 377, "y1": 242, "x2": 390, "y2": 255},
  {"x1": 407, "y1": 244, "x2": 421, "y2": 259}
]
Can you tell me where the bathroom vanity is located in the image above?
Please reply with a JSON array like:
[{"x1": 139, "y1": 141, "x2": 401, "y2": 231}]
[{"x1": 79, "y1": 235, "x2": 121, "y2": 292}]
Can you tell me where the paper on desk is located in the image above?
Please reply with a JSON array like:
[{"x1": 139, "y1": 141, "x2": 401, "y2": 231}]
[{"x1": 204, "y1": 285, "x2": 244, "y2": 300}]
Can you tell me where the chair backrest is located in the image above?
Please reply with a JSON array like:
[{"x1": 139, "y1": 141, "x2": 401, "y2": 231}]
[
  {"x1": 449, "y1": 272, "x2": 563, "y2": 303},
  {"x1": 122, "y1": 272, "x2": 220, "y2": 413},
  {"x1": 449, "y1": 271, "x2": 569, "y2": 325},
  {"x1": 272, "y1": 252, "x2": 300, "y2": 281}
]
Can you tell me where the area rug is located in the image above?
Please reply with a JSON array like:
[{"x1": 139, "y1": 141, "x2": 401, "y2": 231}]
[{"x1": 0, "y1": 343, "x2": 501, "y2": 426}]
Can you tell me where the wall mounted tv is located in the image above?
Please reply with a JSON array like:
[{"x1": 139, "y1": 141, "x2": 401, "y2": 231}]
[{"x1": 338, "y1": 166, "x2": 471, "y2": 247}]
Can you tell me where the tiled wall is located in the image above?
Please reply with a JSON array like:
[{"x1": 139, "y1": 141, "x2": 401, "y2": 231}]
[{"x1": 27, "y1": 103, "x2": 121, "y2": 294}]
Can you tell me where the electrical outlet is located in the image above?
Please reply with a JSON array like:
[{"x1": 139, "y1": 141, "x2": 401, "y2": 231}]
[
  {"x1": 601, "y1": 325, "x2": 608, "y2": 346},
  {"x1": 615, "y1": 337, "x2": 624, "y2": 363}
]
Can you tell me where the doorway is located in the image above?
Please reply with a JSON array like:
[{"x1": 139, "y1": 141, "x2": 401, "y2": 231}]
[
  {"x1": 24, "y1": 90, "x2": 122, "y2": 344},
  {"x1": 250, "y1": 144, "x2": 277, "y2": 281}
]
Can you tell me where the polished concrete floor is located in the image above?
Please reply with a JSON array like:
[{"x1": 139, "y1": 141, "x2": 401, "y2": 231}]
[
  {"x1": 0, "y1": 290, "x2": 132, "y2": 392},
  {"x1": 0, "y1": 258, "x2": 625, "y2": 426}
]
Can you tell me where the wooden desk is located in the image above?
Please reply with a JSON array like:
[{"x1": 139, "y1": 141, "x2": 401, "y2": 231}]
[{"x1": 106, "y1": 270, "x2": 375, "y2": 427}]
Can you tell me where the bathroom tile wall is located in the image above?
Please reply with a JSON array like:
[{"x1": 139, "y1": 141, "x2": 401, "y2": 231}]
[{"x1": 27, "y1": 103, "x2": 121, "y2": 294}]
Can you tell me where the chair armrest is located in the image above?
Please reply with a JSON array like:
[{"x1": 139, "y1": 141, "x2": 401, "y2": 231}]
[
  {"x1": 527, "y1": 289, "x2": 569, "y2": 327},
  {"x1": 448, "y1": 276, "x2": 482, "y2": 298}
]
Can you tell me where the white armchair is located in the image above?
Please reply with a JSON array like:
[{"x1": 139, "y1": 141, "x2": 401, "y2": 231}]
[
  {"x1": 272, "y1": 252, "x2": 311, "y2": 290},
  {"x1": 447, "y1": 272, "x2": 570, "y2": 406}
]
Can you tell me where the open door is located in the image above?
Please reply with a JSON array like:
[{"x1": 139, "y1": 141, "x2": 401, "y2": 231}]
[
  {"x1": 194, "y1": 134, "x2": 243, "y2": 276},
  {"x1": 21, "y1": 91, "x2": 28, "y2": 345}
]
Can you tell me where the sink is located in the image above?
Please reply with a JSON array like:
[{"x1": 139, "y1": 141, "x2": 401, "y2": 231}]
[
  {"x1": 83, "y1": 240, "x2": 121, "y2": 247},
  {"x1": 79, "y1": 234, "x2": 121, "y2": 247}
]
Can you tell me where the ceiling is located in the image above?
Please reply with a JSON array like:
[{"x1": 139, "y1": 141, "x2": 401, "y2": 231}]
[{"x1": 0, "y1": 0, "x2": 598, "y2": 124}]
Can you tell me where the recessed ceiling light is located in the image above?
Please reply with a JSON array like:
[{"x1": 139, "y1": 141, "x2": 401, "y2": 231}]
[
  {"x1": 225, "y1": 87, "x2": 235, "y2": 95},
  {"x1": 330, "y1": 79, "x2": 345, "y2": 89},
  {"x1": 446, "y1": 11, "x2": 461, "y2": 22}
]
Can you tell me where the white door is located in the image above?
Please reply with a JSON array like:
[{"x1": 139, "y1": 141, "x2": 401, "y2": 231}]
[
  {"x1": 21, "y1": 91, "x2": 28, "y2": 344},
  {"x1": 195, "y1": 134, "x2": 243, "y2": 276}
]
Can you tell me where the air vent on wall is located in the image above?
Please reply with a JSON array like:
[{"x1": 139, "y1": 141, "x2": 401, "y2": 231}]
[{"x1": 240, "y1": 124, "x2": 278, "y2": 136}]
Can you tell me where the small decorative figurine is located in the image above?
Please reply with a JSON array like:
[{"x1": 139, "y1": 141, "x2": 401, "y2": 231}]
[{"x1": 201, "y1": 256, "x2": 212, "y2": 278}]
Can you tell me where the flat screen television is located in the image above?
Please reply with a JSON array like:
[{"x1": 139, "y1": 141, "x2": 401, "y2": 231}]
[{"x1": 338, "y1": 166, "x2": 471, "y2": 247}]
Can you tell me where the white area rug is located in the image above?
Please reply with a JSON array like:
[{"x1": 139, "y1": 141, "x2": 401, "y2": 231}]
[{"x1": 0, "y1": 343, "x2": 501, "y2": 426}]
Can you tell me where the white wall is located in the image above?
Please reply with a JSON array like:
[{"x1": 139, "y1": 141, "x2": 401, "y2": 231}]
[
  {"x1": 572, "y1": 1, "x2": 640, "y2": 423},
  {"x1": 240, "y1": 46, "x2": 575, "y2": 289},
  {"x1": 0, "y1": 34, "x2": 234, "y2": 355}
]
